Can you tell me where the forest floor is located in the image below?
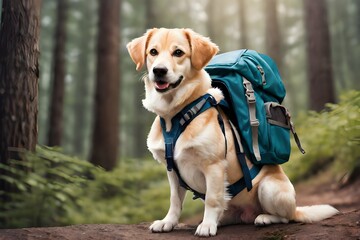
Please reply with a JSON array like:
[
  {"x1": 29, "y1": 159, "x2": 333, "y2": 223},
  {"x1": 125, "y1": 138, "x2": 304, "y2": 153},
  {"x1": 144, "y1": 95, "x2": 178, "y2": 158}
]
[{"x1": 0, "y1": 172, "x2": 359, "y2": 240}]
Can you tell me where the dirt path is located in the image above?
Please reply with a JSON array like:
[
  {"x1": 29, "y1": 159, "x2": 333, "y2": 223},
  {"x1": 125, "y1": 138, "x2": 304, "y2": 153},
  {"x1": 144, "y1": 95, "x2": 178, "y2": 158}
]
[{"x1": 0, "y1": 178, "x2": 359, "y2": 240}]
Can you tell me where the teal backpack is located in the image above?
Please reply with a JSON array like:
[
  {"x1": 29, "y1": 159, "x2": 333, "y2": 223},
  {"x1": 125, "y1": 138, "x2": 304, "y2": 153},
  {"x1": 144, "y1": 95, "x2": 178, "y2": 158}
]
[
  {"x1": 205, "y1": 49, "x2": 305, "y2": 166},
  {"x1": 159, "y1": 49, "x2": 305, "y2": 200}
]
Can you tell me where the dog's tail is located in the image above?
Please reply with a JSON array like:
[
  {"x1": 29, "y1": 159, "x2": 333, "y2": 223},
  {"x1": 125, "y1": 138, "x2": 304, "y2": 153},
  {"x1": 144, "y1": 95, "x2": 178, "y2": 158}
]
[{"x1": 293, "y1": 205, "x2": 339, "y2": 223}]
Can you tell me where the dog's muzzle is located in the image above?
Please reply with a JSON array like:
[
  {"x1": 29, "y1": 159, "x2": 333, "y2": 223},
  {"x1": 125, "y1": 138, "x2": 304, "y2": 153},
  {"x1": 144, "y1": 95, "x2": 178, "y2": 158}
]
[
  {"x1": 154, "y1": 76, "x2": 183, "y2": 93},
  {"x1": 152, "y1": 65, "x2": 183, "y2": 93}
]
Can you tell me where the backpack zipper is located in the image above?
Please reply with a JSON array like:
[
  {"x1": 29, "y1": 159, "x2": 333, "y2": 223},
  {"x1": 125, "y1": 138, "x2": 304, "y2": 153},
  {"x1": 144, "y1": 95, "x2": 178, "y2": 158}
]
[{"x1": 257, "y1": 65, "x2": 266, "y2": 85}]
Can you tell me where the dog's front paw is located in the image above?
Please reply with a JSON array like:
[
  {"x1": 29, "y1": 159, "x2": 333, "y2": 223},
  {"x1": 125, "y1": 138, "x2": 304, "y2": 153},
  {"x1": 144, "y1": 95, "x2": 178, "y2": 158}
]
[
  {"x1": 149, "y1": 219, "x2": 177, "y2": 233},
  {"x1": 195, "y1": 222, "x2": 217, "y2": 237}
]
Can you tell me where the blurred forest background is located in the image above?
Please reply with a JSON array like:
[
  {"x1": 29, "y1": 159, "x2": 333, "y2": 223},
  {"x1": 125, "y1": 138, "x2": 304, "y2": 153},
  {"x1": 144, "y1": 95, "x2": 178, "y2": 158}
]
[
  {"x1": 0, "y1": 0, "x2": 359, "y2": 229},
  {"x1": 38, "y1": 0, "x2": 359, "y2": 159}
]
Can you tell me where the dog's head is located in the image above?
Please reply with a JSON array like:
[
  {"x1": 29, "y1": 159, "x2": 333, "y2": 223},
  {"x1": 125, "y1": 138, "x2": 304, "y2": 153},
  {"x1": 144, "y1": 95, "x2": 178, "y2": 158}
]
[{"x1": 127, "y1": 28, "x2": 219, "y2": 94}]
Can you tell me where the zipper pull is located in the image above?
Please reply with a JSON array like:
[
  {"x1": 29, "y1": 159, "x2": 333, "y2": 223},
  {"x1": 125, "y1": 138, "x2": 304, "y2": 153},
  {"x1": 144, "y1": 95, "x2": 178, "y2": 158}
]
[{"x1": 257, "y1": 65, "x2": 266, "y2": 85}]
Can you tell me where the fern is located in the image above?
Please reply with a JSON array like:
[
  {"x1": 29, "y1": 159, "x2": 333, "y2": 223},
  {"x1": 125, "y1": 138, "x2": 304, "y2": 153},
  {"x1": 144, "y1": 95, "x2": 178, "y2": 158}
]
[{"x1": 0, "y1": 146, "x2": 202, "y2": 228}]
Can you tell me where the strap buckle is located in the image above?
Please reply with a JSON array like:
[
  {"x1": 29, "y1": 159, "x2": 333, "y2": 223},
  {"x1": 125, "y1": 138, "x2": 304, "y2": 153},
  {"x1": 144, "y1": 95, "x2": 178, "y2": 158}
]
[
  {"x1": 243, "y1": 78, "x2": 256, "y2": 103},
  {"x1": 183, "y1": 111, "x2": 194, "y2": 121},
  {"x1": 245, "y1": 92, "x2": 256, "y2": 103},
  {"x1": 250, "y1": 119, "x2": 259, "y2": 126}
]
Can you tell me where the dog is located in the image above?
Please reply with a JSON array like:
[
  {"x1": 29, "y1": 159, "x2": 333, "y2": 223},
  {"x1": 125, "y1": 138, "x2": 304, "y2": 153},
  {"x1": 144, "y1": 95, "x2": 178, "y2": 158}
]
[{"x1": 127, "y1": 28, "x2": 339, "y2": 237}]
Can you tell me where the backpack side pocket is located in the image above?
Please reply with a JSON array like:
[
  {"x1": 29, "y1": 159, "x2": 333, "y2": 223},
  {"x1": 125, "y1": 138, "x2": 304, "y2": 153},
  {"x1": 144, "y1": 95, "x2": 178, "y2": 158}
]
[{"x1": 264, "y1": 102, "x2": 291, "y2": 164}]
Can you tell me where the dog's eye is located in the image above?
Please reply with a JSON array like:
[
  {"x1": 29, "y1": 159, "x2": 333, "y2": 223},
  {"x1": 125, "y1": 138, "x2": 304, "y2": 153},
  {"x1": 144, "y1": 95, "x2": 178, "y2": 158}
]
[
  {"x1": 173, "y1": 49, "x2": 184, "y2": 57},
  {"x1": 149, "y1": 49, "x2": 158, "y2": 56}
]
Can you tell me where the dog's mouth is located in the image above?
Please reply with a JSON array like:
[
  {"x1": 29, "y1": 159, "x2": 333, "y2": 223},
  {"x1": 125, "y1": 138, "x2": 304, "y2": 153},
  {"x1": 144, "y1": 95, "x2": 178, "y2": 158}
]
[{"x1": 155, "y1": 76, "x2": 183, "y2": 93}]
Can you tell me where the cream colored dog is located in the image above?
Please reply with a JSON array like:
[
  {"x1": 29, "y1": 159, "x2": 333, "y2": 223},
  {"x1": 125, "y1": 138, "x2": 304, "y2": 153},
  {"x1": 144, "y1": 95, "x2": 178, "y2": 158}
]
[{"x1": 127, "y1": 28, "x2": 338, "y2": 237}]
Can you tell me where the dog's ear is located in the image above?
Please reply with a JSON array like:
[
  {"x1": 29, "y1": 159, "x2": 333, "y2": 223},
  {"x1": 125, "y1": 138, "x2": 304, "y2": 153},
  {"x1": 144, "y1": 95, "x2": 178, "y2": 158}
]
[
  {"x1": 184, "y1": 29, "x2": 219, "y2": 70},
  {"x1": 127, "y1": 29, "x2": 156, "y2": 71}
]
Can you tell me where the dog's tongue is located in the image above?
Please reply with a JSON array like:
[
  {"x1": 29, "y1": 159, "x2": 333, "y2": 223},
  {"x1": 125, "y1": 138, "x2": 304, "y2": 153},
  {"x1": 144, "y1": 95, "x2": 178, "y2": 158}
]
[{"x1": 155, "y1": 81, "x2": 170, "y2": 90}]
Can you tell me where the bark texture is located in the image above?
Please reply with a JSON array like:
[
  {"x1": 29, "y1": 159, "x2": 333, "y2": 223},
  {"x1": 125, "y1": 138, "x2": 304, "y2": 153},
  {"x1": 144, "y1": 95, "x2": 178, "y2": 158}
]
[
  {"x1": 90, "y1": 0, "x2": 120, "y2": 171},
  {"x1": 265, "y1": 0, "x2": 283, "y2": 73},
  {"x1": 0, "y1": 0, "x2": 41, "y2": 165},
  {"x1": 0, "y1": 0, "x2": 41, "y2": 217},
  {"x1": 304, "y1": 0, "x2": 335, "y2": 111},
  {"x1": 47, "y1": 0, "x2": 68, "y2": 146}
]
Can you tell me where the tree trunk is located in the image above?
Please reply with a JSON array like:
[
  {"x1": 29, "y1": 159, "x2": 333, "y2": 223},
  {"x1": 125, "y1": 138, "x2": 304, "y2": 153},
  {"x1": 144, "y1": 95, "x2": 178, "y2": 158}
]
[
  {"x1": 47, "y1": 0, "x2": 68, "y2": 146},
  {"x1": 90, "y1": 0, "x2": 120, "y2": 171},
  {"x1": 0, "y1": 0, "x2": 41, "y2": 168},
  {"x1": 238, "y1": 0, "x2": 249, "y2": 48},
  {"x1": 0, "y1": 0, "x2": 41, "y2": 219},
  {"x1": 356, "y1": 0, "x2": 360, "y2": 42},
  {"x1": 206, "y1": 1, "x2": 221, "y2": 48},
  {"x1": 304, "y1": 0, "x2": 335, "y2": 111},
  {"x1": 264, "y1": 0, "x2": 283, "y2": 73},
  {"x1": 353, "y1": 0, "x2": 360, "y2": 90},
  {"x1": 72, "y1": 1, "x2": 94, "y2": 157}
]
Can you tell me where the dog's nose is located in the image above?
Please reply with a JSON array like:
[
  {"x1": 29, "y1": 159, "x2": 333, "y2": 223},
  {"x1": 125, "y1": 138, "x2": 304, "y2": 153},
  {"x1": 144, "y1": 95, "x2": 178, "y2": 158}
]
[{"x1": 153, "y1": 66, "x2": 168, "y2": 77}]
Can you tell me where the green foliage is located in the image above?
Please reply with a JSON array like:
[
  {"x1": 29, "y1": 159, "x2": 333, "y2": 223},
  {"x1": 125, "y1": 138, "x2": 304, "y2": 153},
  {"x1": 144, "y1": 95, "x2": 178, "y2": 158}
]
[
  {"x1": 63, "y1": 157, "x2": 203, "y2": 225},
  {"x1": 63, "y1": 157, "x2": 169, "y2": 225},
  {"x1": 0, "y1": 146, "x2": 203, "y2": 228},
  {"x1": 0, "y1": 146, "x2": 96, "y2": 228},
  {"x1": 283, "y1": 91, "x2": 360, "y2": 181}
]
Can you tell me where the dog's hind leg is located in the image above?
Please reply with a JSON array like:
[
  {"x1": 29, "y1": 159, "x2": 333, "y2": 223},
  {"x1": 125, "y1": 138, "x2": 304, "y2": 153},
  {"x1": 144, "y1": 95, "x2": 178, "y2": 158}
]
[
  {"x1": 150, "y1": 171, "x2": 187, "y2": 233},
  {"x1": 255, "y1": 168, "x2": 296, "y2": 226},
  {"x1": 255, "y1": 166, "x2": 339, "y2": 225}
]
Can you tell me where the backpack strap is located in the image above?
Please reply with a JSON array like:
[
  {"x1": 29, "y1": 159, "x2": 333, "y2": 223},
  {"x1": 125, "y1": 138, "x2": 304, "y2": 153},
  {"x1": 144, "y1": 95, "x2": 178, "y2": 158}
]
[
  {"x1": 288, "y1": 116, "x2": 306, "y2": 154},
  {"x1": 228, "y1": 120, "x2": 261, "y2": 193},
  {"x1": 218, "y1": 99, "x2": 262, "y2": 194},
  {"x1": 243, "y1": 77, "x2": 261, "y2": 162}
]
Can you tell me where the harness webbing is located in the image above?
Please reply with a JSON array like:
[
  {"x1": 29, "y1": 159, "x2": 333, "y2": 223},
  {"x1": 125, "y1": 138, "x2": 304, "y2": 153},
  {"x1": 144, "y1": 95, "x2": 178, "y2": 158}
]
[
  {"x1": 160, "y1": 93, "x2": 260, "y2": 200},
  {"x1": 229, "y1": 122, "x2": 262, "y2": 193},
  {"x1": 160, "y1": 94, "x2": 218, "y2": 171},
  {"x1": 160, "y1": 93, "x2": 218, "y2": 199}
]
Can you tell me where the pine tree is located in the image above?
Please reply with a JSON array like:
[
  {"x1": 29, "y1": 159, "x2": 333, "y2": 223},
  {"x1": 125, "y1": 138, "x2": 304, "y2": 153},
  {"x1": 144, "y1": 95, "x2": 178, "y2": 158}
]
[
  {"x1": 0, "y1": 0, "x2": 41, "y2": 222},
  {"x1": 304, "y1": 0, "x2": 335, "y2": 111},
  {"x1": 90, "y1": 0, "x2": 121, "y2": 170},
  {"x1": 48, "y1": 0, "x2": 68, "y2": 146}
]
